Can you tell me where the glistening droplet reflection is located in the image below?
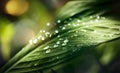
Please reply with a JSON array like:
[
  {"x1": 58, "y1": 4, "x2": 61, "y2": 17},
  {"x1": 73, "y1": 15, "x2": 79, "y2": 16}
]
[
  {"x1": 29, "y1": 39, "x2": 33, "y2": 45},
  {"x1": 45, "y1": 49, "x2": 51, "y2": 53},
  {"x1": 33, "y1": 39, "x2": 38, "y2": 44},
  {"x1": 57, "y1": 20, "x2": 61, "y2": 23},
  {"x1": 44, "y1": 46, "x2": 49, "y2": 50}
]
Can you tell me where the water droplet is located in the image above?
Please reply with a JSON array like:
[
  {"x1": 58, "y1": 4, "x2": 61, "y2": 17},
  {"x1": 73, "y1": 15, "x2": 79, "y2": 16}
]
[
  {"x1": 103, "y1": 34, "x2": 113, "y2": 37},
  {"x1": 42, "y1": 37, "x2": 45, "y2": 40},
  {"x1": 81, "y1": 29, "x2": 86, "y2": 32},
  {"x1": 56, "y1": 56, "x2": 59, "y2": 59},
  {"x1": 62, "y1": 43, "x2": 66, "y2": 46},
  {"x1": 49, "y1": 34, "x2": 52, "y2": 37},
  {"x1": 68, "y1": 23, "x2": 71, "y2": 26},
  {"x1": 57, "y1": 20, "x2": 61, "y2": 23},
  {"x1": 64, "y1": 39, "x2": 69, "y2": 43},
  {"x1": 57, "y1": 35, "x2": 60, "y2": 38},
  {"x1": 55, "y1": 30, "x2": 59, "y2": 34},
  {"x1": 59, "y1": 38, "x2": 63, "y2": 40},
  {"x1": 33, "y1": 39, "x2": 38, "y2": 44},
  {"x1": 77, "y1": 20, "x2": 81, "y2": 22},
  {"x1": 69, "y1": 18, "x2": 72, "y2": 21},
  {"x1": 45, "y1": 32, "x2": 50, "y2": 37},
  {"x1": 29, "y1": 39, "x2": 33, "y2": 45},
  {"x1": 73, "y1": 24, "x2": 77, "y2": 26},
  {"x1": 62, "y1": 27, "x2": 66, "y2": 30},
  {"x1": 56, "y1": 41, "x2": 60, "y2": 44},
  {"x1": 75, "y1": 30, "x2": 79, "y2": 33},
  {"x1": 40, "y1": 30, "x2": 42, "y2": 33},
  {"x1": 34, "y1": 63, "x2": 37, "y2": 66},
  {"x1": 74, "y1": 34, "x2": 78, "y2": 37},
  {"x1": 97, "y1": 16, "x2": 100, "y2": 19},
  {"x1": 62, "y1": 39, "x2": 69, "y2": 46},
  {"x1": 45, "y1": 49, "x2": 51, "y2": 53},
  {"x1": 38, "y1": 35, "x2": 42, "y2": 39},
  {"x1": 93, "y1": 30, "x2": 97, "y2": 33},
  {"x1": 47, "y1": 22, "x2": 50, "y2": 26},
  {"x1": 53, "y1": 44, "x2": 58, "y2": 48},
  {"x1": 44, "y1": 46, "x2": 49, "y2": 50},
  {"x1": 43, "y1": 30, "x2": 46, "y2": 33}
]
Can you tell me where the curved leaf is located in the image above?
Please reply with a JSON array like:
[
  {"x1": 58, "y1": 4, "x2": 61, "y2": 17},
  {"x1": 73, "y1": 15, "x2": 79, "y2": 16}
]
[{"x1": 1, "y1": 1, "x2": 120, "y2": 73}]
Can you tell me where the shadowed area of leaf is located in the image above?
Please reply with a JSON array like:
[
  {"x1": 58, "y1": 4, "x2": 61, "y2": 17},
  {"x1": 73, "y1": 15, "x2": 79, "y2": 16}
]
[{"x1": 0, "y1": 0, "x2": 120, "y2": 73}]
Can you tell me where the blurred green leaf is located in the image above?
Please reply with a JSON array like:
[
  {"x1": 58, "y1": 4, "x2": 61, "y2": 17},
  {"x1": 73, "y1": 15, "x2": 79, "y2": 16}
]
[{"x1": 0, "y1": 18, "x2": 14, "y2": 61}]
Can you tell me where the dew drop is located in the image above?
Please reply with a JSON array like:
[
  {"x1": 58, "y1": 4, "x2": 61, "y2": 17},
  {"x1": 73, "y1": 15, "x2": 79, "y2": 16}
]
[
  {"x1": 40, "y1": 30, "x2": 42, "y2": 33},
  {"x1": 81, "y1": 29, "x2": 87, "y2": 32},
  {"x1": 62, "y1": 27, "x2": 66, "y2": 30},
  {"x1": 56, "y1": 41, "x2": 60, "y2": 44},
  {"x1": 41, "y1": 37, "x2": 45, "y2": 40},
  {"x1": 29, "y1": 39, "x2": 33, "y2": 45},
  {"x1": 49, "y1": 34, "x2": 52, "y2": 37},
  {"x1": 64, "y1": 39, "x2": 69, "y2": 43},
  {"x1": 38, "y1": 35, "x2": 42, "y2": 39},
  {"x1": 69, "y1": 18, "x2": 72, "y2": 21},
  {"x1": 53, "y1": 44, "x2": 58, "y2": 48},
  {"x1": 68, "y1": 23, "x2": 71, "y2": 26},
  {"x1": 93, "y1": 30, "x2": 97, "y2": 33},
  {"x1": 97, "y1": 16, "x2": 100, "y2": 19},
  {"x1": 47, "y1": 22, "x2": 50, "y2": 26},
  {"x1": 73, "y1": 24, "x2": 77, "y2": 26},
  {"x1": 57, "y1": 20, "x2": 61, "y2": 23},
  {"x1": 75, "y1": 30, "x2": 79, "y2": 33},
  {"x1": 34, "y1": 63, "x2": 37, "y2": 66},
  {"x1": 59, "y1": 38, "x2": 63, "y2": 40},
  {"x1": 57, "y1": 35, "x2": 60, "y2": 38},
  {"x1": 44, "y1": 46, "x2": 49, "y2": 50},
  {"x1": 56, "y1": 56, "x2": 59, "y2": 59},
  {"x1": 74, "y1": 34, "x2": 78, "y2": 37},
  {"x1": 43, "y1": 30, "x2": 46, "y2": 33},
  {"x1": 62, "y1": 39, "x2": 69, "y2": 46},
  {"x1": 55, "y1": 30, "x2": 59, "y2": 34},
  {"x1": 62, "y1": 43, "x2": 66, "y2": 46},
  {"x1": 77, "y1": 20, "x2": 81, "y2": 22},
  {"x1": 33, "y1": 39, "x2": 38, "y2": 44},
  {"x1": 45, "y1": 49, "x2": 51, "y2": 53},
  {"x1": 45, "y1": 32, "x2": 50, "y2": 37}
]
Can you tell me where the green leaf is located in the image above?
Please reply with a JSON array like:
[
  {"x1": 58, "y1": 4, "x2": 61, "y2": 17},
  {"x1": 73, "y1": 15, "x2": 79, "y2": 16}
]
[{"x1": 1, "y1": 1, "x2": 120, "y2": 73}]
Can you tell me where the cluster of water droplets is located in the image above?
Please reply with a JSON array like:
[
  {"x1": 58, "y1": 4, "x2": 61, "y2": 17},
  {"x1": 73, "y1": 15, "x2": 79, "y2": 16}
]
[
  {"x1": 28, "y1": 24, "x2": 52, "y2": 45},
  {"x1": 29, "y1": 38, "x2": 39, "y2": 45},
  {"x1": 29, "y1": 30, "x2": 52, "y2": 45},
  {"x1": 42, "y1": 37, "x2": 70, "y2": 54}
]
